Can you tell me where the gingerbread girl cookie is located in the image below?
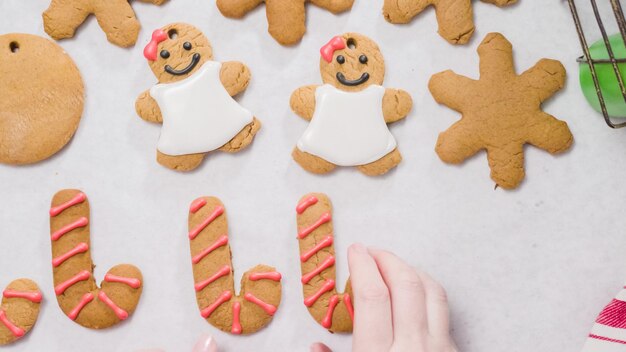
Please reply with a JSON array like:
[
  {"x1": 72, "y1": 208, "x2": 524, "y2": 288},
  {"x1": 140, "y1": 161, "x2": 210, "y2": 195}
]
[
  {"x1": 49, "y1": 190, "x2": 143, "y2": 329},
  {"x1": 136, "y1": 23, "x2": 261, "y2": 172},
  {"x1": 429, "y1": 33, "x2": 573, "y2": 189},
  {"x1": 216, "y1": 0, "x2": 354, "y2": 45},
  {"x1": 291, "y1": 33, "x2": 412, "y2": 176},
  {"x1": 43, "y1": 0, "x2": 167, "y2": 47},
  {"x1": 187, "y1": 197, "x2": 282, "y2": 334},
  {"x1": 0, "y1": 279, "x2": 42, "y2": 345}
]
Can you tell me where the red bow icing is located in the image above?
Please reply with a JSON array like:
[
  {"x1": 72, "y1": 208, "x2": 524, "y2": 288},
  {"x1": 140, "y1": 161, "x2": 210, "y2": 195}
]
[
  {"x1": 320, "y1": 36, "x2": 346, "y2": 63},
  {"x1": 144, "y1": 29, "x2": 168, "y2": 61}
]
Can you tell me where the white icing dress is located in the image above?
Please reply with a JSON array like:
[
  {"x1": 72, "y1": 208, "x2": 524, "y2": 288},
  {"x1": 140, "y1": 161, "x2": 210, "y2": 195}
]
[
  {"x1": 150, "y1": 61, "x2": 253, "y2": 156},
  {"x1": 296, "y1": 84, "x2": 397, "y2": 166}
]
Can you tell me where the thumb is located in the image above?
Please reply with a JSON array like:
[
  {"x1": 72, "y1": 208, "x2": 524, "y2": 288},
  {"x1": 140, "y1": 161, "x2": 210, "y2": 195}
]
[
  {"x1": 310, "y1": 342, "x2": 332, "y2": 352},
  {"x1": 192, "y1": 334, "x2": 218, "y2": 352}
]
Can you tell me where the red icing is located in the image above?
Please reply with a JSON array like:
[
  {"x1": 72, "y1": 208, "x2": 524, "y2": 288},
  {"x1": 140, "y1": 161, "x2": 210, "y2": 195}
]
[
  {"x1": 104, "y1": 274, "x2": 141, "y2": 289},
  {"x1": 195, "y1": 265, "x2": 231, "y2": 292},
  {"x1": 98, "y1": 291, "x2": 128, "y2": 320},
  {"x1": 322, "y1": 295, "x2": 340, "y2": 328},
  {"x1": 55, "y1": 270, "x2": 91, "y2": 295},
  {"x1": 301, "y1": 256, "x2": 335, "y2": 284},
  {"x1": 190, "y1": 198, "x2": 207, "y2": 213},
  {"x1": 52, "y1": 242, "x2": 89, "y2": 267},
  {"x1": 298, "y1": 212, "x2": 331, "y2": 239},
  {"x1": 301, "y1": 235, "x2": 333, "y2": 262},
  {"x1": 320, "y1": 36, "x2": 346, "y2": 63},
  {"x1": 343, "y1": 295, "x2": 354, "y2": 321},
  {"x1": 249, "y1": 272, "x2": 282, "y2": 282},
  {"x1": 68, "y1": 293, "x2": 94, "y2": 320},
  {"x1": 201, "y1": 290, "x2": 232, "y2": 318},
  {"x1": 304, "y1": 279, "x2": 335, "y2": 307},
  {"x1": 144, "y1": 29, "x2": 168, "y2": 61},
  {"x1": 3, "y1": 289, "x2": 42, "y2": 303},
  {"x1": 231, "y1": 301, "x2": 242, "y2": 334},
  {"x1": 189, "y1": 206, "x2": 225, "y2": 240},
  {"x1": 0, "y1": 309, "x2": 24, "y2": 338},
  {"x1": 50, "y1": 192, "x2": 86, "y2": 217},
  {"x1": 51, "y1": 217, "x2": 89, "y2": 241},
  {"x1": 296, "y1": 196, "x2": 318, "y2": 214},
  {"x1": 244, "y1": 293, "x2": 277, "y2": 316},
  {"x1": 192, "y1": 235, "x2": 229, "y2": 264}
]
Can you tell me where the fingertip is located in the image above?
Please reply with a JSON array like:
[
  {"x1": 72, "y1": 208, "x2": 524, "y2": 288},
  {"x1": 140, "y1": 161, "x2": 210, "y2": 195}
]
[
  {"x1": 349, "y1": 243, "x2": 366, "y2": 254},
  {"x1": 192, "y1": 334, "x2": 218, "y2": 352},
  {"x1": 310, "y1": 342, "x2": 332, "y2": 352}
]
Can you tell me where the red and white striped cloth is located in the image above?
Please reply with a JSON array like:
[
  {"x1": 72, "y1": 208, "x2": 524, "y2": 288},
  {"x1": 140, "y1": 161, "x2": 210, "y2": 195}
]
[{"x1": 583, "y1": 285, "x2": 626, "y2": 351}]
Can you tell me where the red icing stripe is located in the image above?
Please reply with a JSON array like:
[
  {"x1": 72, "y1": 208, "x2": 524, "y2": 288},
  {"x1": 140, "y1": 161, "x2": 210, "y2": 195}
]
[
  {"x1": 55, "y1": 270, "x2": 91, "y2": 295},
  {"x1": 51, "y1": 217, "x2": 89, "y2": 241},
  {"x1": 589, "y1": 334, "x2": 626, "y2": 345},
  {"x1": 301, "y1": 235, "x2": 333, "y2": 262},
  {"x1": 298, "y1": 212, "x2": 331, "y2": 239},
  {"x1": 190, "y1": 198, "x2": 207, "y2": 214},
  {"x1": 189, "y1": 206, "x2": 225, "y2": 240},
  {"x1": 0, "y1": 309, "x2": 24, "y2": 338},
  {"x1": 244, "y1": 293, "x2": 277, "y2": 315},
  {"x1": 104, "y1": 274, "x2": 141, "y2": 289},
  {"x1": 249, "y1": 272, "x2": 282, "y2": 282},
  {"x1": 231, "y1": 301, "x2": 242, "y2": 334},
  {"x1": 596, "y1": 299, "x2": 626, "y2": 328},
  {"x1": 301, "y1": 256, "x2": 335, "y2": 284},
  {"x1": 68, "y1": 293, "x2": 94, "y2": 320},
  {"x1": 322, "y1": 295, "x2": 340, "y2": 328},
  {"x1": 192, "y1": 235, "x2": 229, "y2": 264},
  {"x1": 296, "y1": 196, "x2": 318, "y2": 214},
  {"x1": 304, "y1": 279, "x2": 335, "y2": 307},
  {"x1": 98, "y1": 291, "x2": 128, "y2": 320},
  {"x1": 3, "y1": 289, "x2": 42, "y2": 303},
  {"x1": 52, "y1": 242, "x2": 89, "y2": 267},
  {"x1": 343, "y1": 295, "x2": 354, "y2": 321},
  {"x1": 195, "y1": 265, "x2": 231, "y2": 292},
  {"x1": 201, "y1": 290, "x2": 232, "y2": 318},
  {"x1": 50, "y1": 192, "x2": 86, "y2": 217}
]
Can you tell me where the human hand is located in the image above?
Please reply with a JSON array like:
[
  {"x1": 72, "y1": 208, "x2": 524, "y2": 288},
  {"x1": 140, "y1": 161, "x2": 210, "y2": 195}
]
[{"x1": 311, "y1": 244, "x2": 458, "y2": 352}]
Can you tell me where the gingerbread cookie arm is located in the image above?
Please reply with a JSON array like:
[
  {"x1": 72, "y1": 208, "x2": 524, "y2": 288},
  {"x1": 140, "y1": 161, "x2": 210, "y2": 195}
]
[
  {"x1": 290, "y1": 85, "x2": 319, "y2": 121},
  {"x1": 216, "y1": 0, "x2": 263, "y2": 18},
  {"x1": 433, "y1": 0, "x2": 475, "y2": 45},
  {"x1": 50, "y1": 190, "x2": 143, "y2": 329},
  {"x1": 91, "y1": 0, "x2": 140, "y2": 47},
  {"x1": 220, "y1": 61, "x2": 251, "y2": 96},
  {"x1": 429, "y1": 71, "x2": 476, "y2": 112},
  {"x1": 296, "y1": 193, "x2": 353, "y2": 333},
  {"x1": 0, "y1": 279, "x2": 42, "y2": 346},
  {"x1": 188, "y1": 197, "x2": 281, "y2": 334},
  {"x1": 135, "y1": 90, "x2": 163, "y2": 123},
  {"x1": 519, "y1": 59, "x2": 566, "y2": 103},
  {"x1": 482, "y1": 0, "x2": 517, "y2": 6},
  {"x1": 436, "y1": 121, "x2": 483, "y2": 163},
  {"x1": 310, "y1": 0, "x2": 355, "y2": 13},
  {"x1": 265, "y1": 0, "x2": 306, "y2": 45},
  {"x1": 382, "y1": 88, "x2": 413, "y2": 123},
  {"x1": 42, "y1": 0, "x2": 91, "y2": 40},
  {"x1": 137, "y1": 0, "x2": 169, "y2": 4},
  {"x1": 383, "y1": 0, "x2": 432, "y2": 23}
]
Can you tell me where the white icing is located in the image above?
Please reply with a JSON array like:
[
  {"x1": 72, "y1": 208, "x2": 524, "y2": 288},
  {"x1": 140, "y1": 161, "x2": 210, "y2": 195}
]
[
  {"x1": 150, "y1": 61, "x2": 253, "y2": 156},
  {"x1": 296, "y1": 84, "x2": 396, "y2": 166}
]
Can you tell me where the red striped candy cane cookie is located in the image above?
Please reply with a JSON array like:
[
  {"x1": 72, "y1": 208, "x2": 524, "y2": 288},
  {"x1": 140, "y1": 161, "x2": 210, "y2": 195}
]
[
  {"x1": 49, "y1": 189, "x2": 143, "y2": 329},
  {"x1": 188, "y1": 197, "x2": 282, "y2": 334},
  {"x1": 296, "y1": 193, "x2": 353, "y2": 333},
  {"x1": 0, "y1": 279, "x2": 42, "y2": 345}
]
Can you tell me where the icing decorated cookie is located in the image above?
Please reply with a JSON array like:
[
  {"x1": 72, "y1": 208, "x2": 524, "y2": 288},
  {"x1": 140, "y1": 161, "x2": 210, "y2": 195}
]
[
  {"x1": 216, "y1": 0, "x2": 354, "y2": 46},
  {"x1": 187, "y1": 197, "x2": 282, "y2": 334},
  {"x1": 383, "y1": 0, "x2": 517, "y2": 45},
  {"x1": 0, "y1": 33, "x2": 83, "y2": 165},
  {"x1": 43, "y1": 0, "x2": 168, "y2": 47},
  {"x1": 0, "y1": 279, "x2": 42, "y2": 345},
  {"x1": 429, "y1": 33, "x2": 573, "y2": 189},
  {"x1": 49, "y1": 190, "x2": 143, "y2": 329},
  {"x1": 136, "y1": 23, "x2": 261, "y2": 172},
  {"x1": 291, "y1": 33, "x2": 413, "y2": 176},
  {"x1": 296, "y1": 193, "x2": 353, "y2": 333}
]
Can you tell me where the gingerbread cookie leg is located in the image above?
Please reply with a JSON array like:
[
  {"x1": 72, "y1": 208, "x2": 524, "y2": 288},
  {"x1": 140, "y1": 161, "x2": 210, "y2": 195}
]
[
  {"x1": 296, "y1": 193, "x2": 353, "y2": 333},
  {"x1": 50, "y1": 190, "x2": 143, "y2": 329},
  {"x1": 265, "y1": 0, "x2": 306, "y2": 45},
  {"x1": 216, "y1": 0, "x2": 263, "y2": 18},
  {"x1": 292, "y1": 148, "x2": 337, "y2": 174},
  {"x1": 357, "y1": 148, "x2": 402, "y2": 176},
  {"x1": 42, "y1": 0, "x2": 90, "y2": 40},
  {"x1": 435, "y1": 122, "x2": 483, "y2": 164},
  {"x1": 157, "y1": 151, "x2": 205, "y2": 172},
  {"x1": 383, "y1": 0, "x2": 432, "y2": 24},
  {"x1": 188, "y1": 197, "x2": 282, "y2": 334},
  {"x1": 526, "y1": 113, "x2": 573, "y2": 154},
  {"x1": 0, "y1": 279, "x2": 42, "y2": 345},
  {"x1": 310, "y1": 0, "x2": 355, "y2": 13},
  {"x1": 486, "y1": 143, "x2": 525, "y2": 189},
  {"x1": 219, "y1": 117, "x2": 262, "y2": 153},
  {"x1": 91, "y1": 0, "x2": 141, "y2": 47}
]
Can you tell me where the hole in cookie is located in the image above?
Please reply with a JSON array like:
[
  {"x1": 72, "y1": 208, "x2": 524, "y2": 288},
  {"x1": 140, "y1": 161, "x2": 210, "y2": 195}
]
[
  {"x1": 9, "y1": 41, "x2": 19, "y2": 53},
  {"x1": 347, "y1": 38, "x2": 356, "y2": 49},
  {"x1": 168, "y1": 29, "x2": 178, "y2": 40}
]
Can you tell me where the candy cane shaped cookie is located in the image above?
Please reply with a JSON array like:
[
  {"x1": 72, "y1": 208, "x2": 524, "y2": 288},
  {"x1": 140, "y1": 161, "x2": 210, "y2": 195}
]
[
  {"x1": 296, "y1": 193, "x2": 353, "y2": 333},
  {"x1": 188, "y1": 197, "x2": 282, "y2": 334},
  {"x1": 0, "y1": 279, "x2": 42, "y2": 345},
  {"x1": 49, "y1": 189, "x2": 143, "y2": 329}
]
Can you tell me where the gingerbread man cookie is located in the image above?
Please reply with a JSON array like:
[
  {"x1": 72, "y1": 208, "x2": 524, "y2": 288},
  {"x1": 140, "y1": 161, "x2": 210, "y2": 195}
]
[
  {"x1": 383, "y1": 0, "x2": 517, "y2": 45},
  {"x1": 50, "y1": 190, "x2": 143, "y2": 329},
  {"x1": 216, "y1": 0, "x2": 354, "y2": 45},
  {"x1": 0, "y1": 33, "x2": 83, "y2": 165},
  {"x1": 429, "y1": 33, "x2": 573, "y2": 189},
  {"x1": 291, "y1": 33, "x2": 413, "y2": 176},
  {"x1": 43, "y1": 0, "x2": 167, "y2": 47},
  {"x1": 0, "y1": 279, "x2": 42, "y2": 345},
  {"x1": 136, "y1": 23, "x2": 261, "y2": 172},
  {"x1": 188, "y1": 197, "x2": 282, "y2": 334},
  {"x1": 296, "y1": 193, "x2": 353, "y2": 333}
]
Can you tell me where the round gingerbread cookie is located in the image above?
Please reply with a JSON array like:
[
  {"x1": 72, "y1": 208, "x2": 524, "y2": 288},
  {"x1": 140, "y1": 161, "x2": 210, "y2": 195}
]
[{"x1": 0, "y1": 33, "x2": 84, "y2": 165}]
